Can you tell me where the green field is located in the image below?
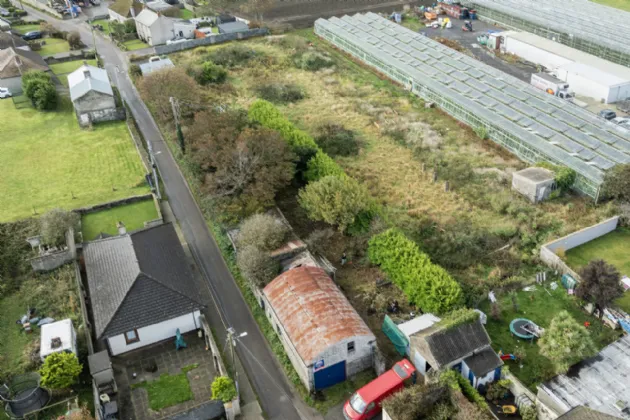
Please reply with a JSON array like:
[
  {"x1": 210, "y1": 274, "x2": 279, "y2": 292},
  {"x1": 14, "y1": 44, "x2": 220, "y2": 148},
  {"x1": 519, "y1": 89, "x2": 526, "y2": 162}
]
[
  {"x1": 50, "y1": 59, "x2": 98, "y2": 87},
  {"x1": 179, "y1": 8, "x2": 194, "y2": 19},
  {"x1": 124, "y1": 39, "x2": 149, "y2": 51},
  {"x1": 565, "y1": 228, "x2": 630, "y2": 277},
  {"x1": 480, "y1": 284, "x2": 621, "y2": 391},
  {"x1": 0, "y1": 99, "x2": 149, "y2": 222},
  {"x1": 592, "y1": 0, "x2": 630, "y2": 10},
  {"x1": 37, "y1": 37, "x2": 70, "y2": 56},
  {"x1": 82, "y1": 199, "x2": 159, "y2": 241}
]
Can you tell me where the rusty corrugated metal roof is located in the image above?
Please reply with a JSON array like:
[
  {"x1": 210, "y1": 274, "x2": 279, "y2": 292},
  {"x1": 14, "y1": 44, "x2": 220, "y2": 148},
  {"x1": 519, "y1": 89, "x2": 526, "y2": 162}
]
[{"x1": 263, "y1": 266, "x2": 374, "y2": 366}]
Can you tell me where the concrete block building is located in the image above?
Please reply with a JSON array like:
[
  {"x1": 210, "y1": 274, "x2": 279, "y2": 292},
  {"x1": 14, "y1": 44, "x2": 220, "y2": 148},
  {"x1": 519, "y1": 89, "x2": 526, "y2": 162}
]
[
  {"x1": 261, "y1": 266, "x2": 376, "y2": 391},
  {"x1": 512, "y1": 167, "x2": 556, "y2": 203},
  {"x1": 68, "y1": 64, "x2": 123, "y2": 126}
]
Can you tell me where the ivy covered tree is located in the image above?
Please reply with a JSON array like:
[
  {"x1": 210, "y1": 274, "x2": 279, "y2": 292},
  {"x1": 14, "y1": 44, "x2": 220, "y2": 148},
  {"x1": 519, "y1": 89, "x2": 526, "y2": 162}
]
[
  {"x1": 538, "y1": 310, "x2": 597, "y2": 373},
  {"x1": 602, "y1": 163, "x2": 630, "y2": 201},
  {"x1": 40, "y1": 352, "x2": 82, "y2": 390},
  {"x1": 40, "y1": 208, "x2": 79, "y2": 246},
  {"x1": 211, "y1": 376, "x2": 237, "y2": 403},
  {"x1": 577, "y1": 259, "x2": 623, "y2": 317}
]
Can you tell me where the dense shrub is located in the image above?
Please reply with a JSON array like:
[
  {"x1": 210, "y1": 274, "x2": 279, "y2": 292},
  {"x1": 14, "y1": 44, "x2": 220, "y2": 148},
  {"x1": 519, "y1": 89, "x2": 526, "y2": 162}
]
[
  {"x1": 198, "y1": 61, "x2": 227, "y2": 84},
  {"x1": 439, "y1": 370, "x2": 489, "y2": 411},
  {"x1": 237, "y1": 245, "x2": 279, "y2": 287},
  {"x1": 305, "y1": 150, "x2": 345, "y2": 182},
  {"x1": 40, "y1": 352, "x2": 82, "y2": 390},
  {"x1": 382, "y1": 384, "x2": 450, "y2": 420},
  {"x1": 137, "y1": 67, "x2": 199, "y2": 122},
  {"x1": 315, "y1": 123, "x2": 361, "y2": 157},
  {"x1": 294, "y1": 51, "x2": 333, "y2": 71},
  {"x1": 211, "y1": 376, "x2": 237, "y2": 403},
  {"x1": 368, "y1": 229, "x2": 463, "y2": 314},
  {"x1": 208, "y1": 44, "x2": 257, "y2": 67},
  {"x1": 129, "y1": 64, "x2": 142, "y2": 78},
  {"x1": 22, "y1": 70, "x2": 57, "y2": 110},
  {"x1": 536, "y1": 162, "x2": 576, "y2": 192},
  {"x1": 40, "y1": 208, "x2": 79, "y2": 246},
  {"x1": 299, "y1": 175, "x2": 371, "y2": 232},
  {"x1": 66, "y1": 31, "x2": 82, "y2": 50},
  {"x1": 602, "y1": 163, "x2": 630, "y2": 201},
  {"x1": 255, "y1": 83, "x2": 304, "y2": 104},
  {"x1": 238, "y1": 213, "x2": 289, "y2": 251}
]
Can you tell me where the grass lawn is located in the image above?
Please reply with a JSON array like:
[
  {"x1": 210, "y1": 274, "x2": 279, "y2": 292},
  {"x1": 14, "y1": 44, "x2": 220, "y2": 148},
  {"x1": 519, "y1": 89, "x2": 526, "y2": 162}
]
[
  {"x1": 592, "y1": 0, "x2": 630, "y2": 10},
  {"x1": 565, "y1": 228, "x2": 630, "y2": 276},
  {"x1": 91, "y1": 18, "x2": 111, "y2": 34},
  {"x1": 37, "y1": 37, "x2": 70, "y2": 56},
  {"x1": 124, "y1": 39, "x2": 149, "y2": 51},
  {"x1": 81, "y1": 199, "x2": 159, "y2": 241},
  {"x1": 13, "y1": 23, "x2": 41, "y2": 34},
  {"x1": 179, "y1": 8, "x2": 194, "y2": 19},
  {"x1": 132, "y1": 364, "x2": 198, "y2": 411},
  {"x1": 50, "y1": 59, "x2": 98, "y2": 87},
  {"x1": 479, "y1": 284, "x2": 621, "y2": 391},
  {"x1": 0, "y1": 99, "x2": 149, "y2": 222}
]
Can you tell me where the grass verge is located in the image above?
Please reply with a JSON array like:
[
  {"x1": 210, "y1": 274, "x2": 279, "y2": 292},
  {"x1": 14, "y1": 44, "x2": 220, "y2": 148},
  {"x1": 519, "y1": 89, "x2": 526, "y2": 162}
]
[
  {"x1": 0, "y1": 99, "x2": 149, "y2": 222},
  {"x1": 131, "y1": 364, "x2": 199, "y2": 411},
  {"x1": 81, "y1": 199, "x2": 159, "y2": 241}
]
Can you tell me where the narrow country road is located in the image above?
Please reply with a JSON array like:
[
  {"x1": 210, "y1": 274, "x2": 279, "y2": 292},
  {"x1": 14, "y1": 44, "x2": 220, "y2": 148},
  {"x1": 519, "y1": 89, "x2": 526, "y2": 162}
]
[{"x1": 18, "y1": 7, "x2": 314, "y2": 420}]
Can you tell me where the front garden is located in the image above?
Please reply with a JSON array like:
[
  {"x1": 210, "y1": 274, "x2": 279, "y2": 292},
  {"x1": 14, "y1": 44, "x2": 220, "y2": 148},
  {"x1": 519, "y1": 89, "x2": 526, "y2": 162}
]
[{"x1": 81, "y1": 199, "x2": 159, "y2": 241}]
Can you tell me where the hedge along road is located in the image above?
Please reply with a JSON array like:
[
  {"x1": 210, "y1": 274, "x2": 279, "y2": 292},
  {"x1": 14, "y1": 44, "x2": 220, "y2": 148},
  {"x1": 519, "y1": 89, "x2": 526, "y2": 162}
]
[{"x1": 18, "y1": 6, "x2": 312, "y2": 420}]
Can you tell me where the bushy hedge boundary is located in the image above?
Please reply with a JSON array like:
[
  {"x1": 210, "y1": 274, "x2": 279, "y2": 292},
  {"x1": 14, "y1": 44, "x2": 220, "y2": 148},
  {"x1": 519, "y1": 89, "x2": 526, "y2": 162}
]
[{"x1": 368, "y1": 229, "x2": 463, "y2": 314}]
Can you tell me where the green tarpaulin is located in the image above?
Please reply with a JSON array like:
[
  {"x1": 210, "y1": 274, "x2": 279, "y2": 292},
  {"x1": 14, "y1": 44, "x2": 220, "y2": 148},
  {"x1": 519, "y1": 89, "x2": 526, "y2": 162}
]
[{"x1": 382, "y1": 315, "x2": 409, "y2": 356}]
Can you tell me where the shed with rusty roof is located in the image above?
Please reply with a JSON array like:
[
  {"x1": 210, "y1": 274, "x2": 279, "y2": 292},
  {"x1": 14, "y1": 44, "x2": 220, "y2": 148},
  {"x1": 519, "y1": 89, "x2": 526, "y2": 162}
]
[{"x1": 262, "y1": 265, "x2": 376, "y2": 391}]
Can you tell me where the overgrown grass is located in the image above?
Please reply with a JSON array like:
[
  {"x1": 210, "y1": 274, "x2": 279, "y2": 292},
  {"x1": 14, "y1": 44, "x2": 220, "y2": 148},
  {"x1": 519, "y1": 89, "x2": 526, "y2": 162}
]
[
  {"x1": 81, "y1": 199, "x2": 159, "y2": 241},
  {"x1": 131, "y1": 364, "x2": 199, "y2": 411},
  {"x1": 479, "y1": 282, "x2": 621, "y2": 391},
  {"x1": 37, "y1": 37, "x2": 70, "y2": 56},
  {"x1": 50, "y1": 59, "x2": 98, "y2": 87},
  {"x1": 0, "y1": 99, "x2": 149, "y2": 222},
  {"x1": 592, "y1": 0, "x2": 630, "y2": 10}
]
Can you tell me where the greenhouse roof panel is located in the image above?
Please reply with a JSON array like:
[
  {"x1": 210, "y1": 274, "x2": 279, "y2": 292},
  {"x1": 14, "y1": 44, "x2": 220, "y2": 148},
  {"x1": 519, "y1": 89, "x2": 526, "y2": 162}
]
[
  {"x1": 315, "y1": 13, "x2": 630, "y2": 193},
  {"x1": 589, "y1": 155, "x2": 615, "y2": 170}
]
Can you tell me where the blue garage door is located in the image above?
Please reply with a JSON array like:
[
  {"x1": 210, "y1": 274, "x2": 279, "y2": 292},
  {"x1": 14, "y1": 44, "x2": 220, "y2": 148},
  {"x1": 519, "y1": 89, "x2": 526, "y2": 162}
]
[{"x1": 314, "y1": 361, "x2": 346, "y2": 390}]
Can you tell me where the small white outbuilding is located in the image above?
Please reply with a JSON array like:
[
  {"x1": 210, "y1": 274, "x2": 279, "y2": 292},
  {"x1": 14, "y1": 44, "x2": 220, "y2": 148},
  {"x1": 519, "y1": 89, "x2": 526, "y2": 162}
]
[{"x1": 40, "y1": 319, "x2": 77, "y2": 361}]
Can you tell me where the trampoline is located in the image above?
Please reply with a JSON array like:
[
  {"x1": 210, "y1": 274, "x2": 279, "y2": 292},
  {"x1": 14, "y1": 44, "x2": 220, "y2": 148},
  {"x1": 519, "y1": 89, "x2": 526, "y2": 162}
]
[
  {"x1": 1, "y1": 373, "x2": 51, "y2": 418},
  {"x1": 510, "y1": 318, "x2": 540, "y2": 340}
]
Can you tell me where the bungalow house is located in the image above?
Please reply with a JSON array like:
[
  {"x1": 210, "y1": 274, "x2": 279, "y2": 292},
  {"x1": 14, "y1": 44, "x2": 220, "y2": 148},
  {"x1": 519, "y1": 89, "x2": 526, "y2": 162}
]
[
  {"x1": 261, "y1": 265, "x2": 376, "y2": 391},
  {"x1": 408, "y1": 313, "x2": 503, "y2": 390},
  {"x1": 108, "y1": 0, "x2": 143, "y2": 22},
  {"x1": 83, "y1": 223, "x2": 205, "y2": 356},
  {"x1": 0, "y1": 47, "x2": 49, "y2": 93},
  {"x1": 135, "y1": 8, "x2": 174, "y2": 46},
  {"x1": 0, "y1": 32, "x2": 30, "y2": 51},
  {"x1": 68, "y1": 63, "x2": 122, "y2": 126},
  {"x1": 537, "y1": 335, "x2": 630, "y2": 419}
]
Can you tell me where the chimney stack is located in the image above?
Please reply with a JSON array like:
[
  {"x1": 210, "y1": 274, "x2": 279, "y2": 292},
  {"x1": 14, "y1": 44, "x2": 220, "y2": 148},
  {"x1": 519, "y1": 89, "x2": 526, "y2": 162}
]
[
  {"x1": 83, "y1": 69, "x2": 90, "y2": 79},
  {"x1": 117, "y1": 221, "x2": 127, "y2": 235}
]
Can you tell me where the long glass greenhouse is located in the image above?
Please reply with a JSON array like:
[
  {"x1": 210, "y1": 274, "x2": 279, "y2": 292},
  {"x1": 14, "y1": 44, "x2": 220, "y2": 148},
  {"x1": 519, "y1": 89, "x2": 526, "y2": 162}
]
[
  {"x1": 314, "y1": 12, "x2": 630, "y2": 200},
  {"x1": 463, "y1": 0, "x2": 630, "y2": 68}
]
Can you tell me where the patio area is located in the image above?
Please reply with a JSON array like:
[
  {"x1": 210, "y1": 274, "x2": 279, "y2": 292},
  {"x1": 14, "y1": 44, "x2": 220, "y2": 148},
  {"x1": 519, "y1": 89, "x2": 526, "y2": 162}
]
[{"x1": 113, "y1": 332, "x2": 218, "y2": 420}]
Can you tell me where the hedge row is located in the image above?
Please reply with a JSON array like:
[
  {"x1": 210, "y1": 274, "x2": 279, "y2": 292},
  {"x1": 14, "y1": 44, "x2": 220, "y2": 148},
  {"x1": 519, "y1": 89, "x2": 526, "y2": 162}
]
[
  {"x1": 368, "y1": 229, "x2": 463, "y2": 314},
  {"x1": 248, "y1": 99, "x2": 344, "y2": 182}
]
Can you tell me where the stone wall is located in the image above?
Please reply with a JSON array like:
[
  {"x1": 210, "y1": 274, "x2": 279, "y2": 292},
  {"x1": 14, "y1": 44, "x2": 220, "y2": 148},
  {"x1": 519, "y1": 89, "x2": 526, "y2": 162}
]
[
  {"x1": 153, "y1": 28, "x2": 268, "y2": 54},
  {"x1": 73, "y1": 193, "x2": 155, "y2": 215},
  {"x1": 77, "y1": 107, "x2": 126, "y2": 128},
  {"x1": 539, "y1": 216, "x2": 620, "y2": 279},
  {"x1": 30, "y1": 228, "x2": 77, "y2": 272}
]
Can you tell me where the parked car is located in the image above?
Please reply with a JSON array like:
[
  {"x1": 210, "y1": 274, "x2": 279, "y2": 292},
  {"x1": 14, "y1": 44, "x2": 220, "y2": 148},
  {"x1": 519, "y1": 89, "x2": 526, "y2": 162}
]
[
  {"x1": 343, "y1": 359, "x2": 416, "y2": 420},
  {"x1": 599, "y1": 109, "x2": 617, "y2": 120},
  {"x1": 22, "y1": 31, "x2": 42, "y2": 40},
  {"x1": 0, "y1": 87, "x2": 12, "y2": 99},
  {"x1": 0, "y1": 7, "x2": 10, "y2": 16},
  {"x1": 611, "y1": 117, "x2": 630, "y2": 125}
]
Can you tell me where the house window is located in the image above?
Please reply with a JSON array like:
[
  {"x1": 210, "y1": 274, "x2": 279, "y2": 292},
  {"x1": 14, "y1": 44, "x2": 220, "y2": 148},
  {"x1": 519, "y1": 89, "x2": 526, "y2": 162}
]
[
  {"x1": 124, "y1": 329, "x2": 140, "y2": 344},
  {"x1": 347, "y1": 341, "x2": 355, "y2": 354}
]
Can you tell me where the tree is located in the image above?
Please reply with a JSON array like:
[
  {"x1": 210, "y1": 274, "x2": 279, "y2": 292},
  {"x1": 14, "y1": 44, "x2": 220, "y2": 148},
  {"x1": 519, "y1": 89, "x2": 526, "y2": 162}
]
[
  {"x1": 66, "y1": 31, "x2": 82, "y2": 50},
  {"x1": 137, "y1": 67, "x2": 199, "y2": 122},
  {"x1": 40, "y1": 208, "x2": 79, "y2": 246},
  {"x1": 189, "y1": 110, "x2": 295, "y2": 217},
  {"x1": 109, "y1": 21, "x2": 126, "y2": 42},
  {"x1": 237, "y1": 245, "x2": 279, "y2": 287},
  {"x1": 198, "y1": 61, "x2": 227, "y2": 85},
  {"x1": 298, "y1": 175, "x2": 370, "y2": 232},
  {"x1": 538, "y1": 310, "x2": 597, "y2": 373},
  {"x1": 22, "y1": 70, "x2": 57, "y2": 110},
  {"x1": 238, "y1": 213, "x2": 288, "y2": 251},
  {"x1": 40, "y1": 352, "x2": 82, "y2": 390},
  {"x1": 602, "y1": 163, "x2": 630, "y2": 201},
  {"x1": 577, "y1": 259, "x2": 623, "y2": 316},
  {"x1": 211, "y1": 376, "x2": 237, "y2": 403},
  {"x1": 305, "y1": 228, "x2": 335, "y2": 256}
]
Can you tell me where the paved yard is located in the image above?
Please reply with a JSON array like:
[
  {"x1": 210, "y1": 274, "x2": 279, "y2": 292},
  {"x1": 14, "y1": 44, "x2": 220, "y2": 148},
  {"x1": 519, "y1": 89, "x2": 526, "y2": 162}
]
[{"x1": 113, "y1": 332, "x2": 218, "y2": 420}]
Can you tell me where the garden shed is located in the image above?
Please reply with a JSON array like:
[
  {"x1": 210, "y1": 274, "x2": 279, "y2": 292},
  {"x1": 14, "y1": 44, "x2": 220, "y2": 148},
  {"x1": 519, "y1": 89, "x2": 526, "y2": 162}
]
[
  {"x1": 512, "y1": 167, "x2": 556, "y2": 203},
  {"x1": 40, "y1": 319, "x2": 77, "y2": 361}
]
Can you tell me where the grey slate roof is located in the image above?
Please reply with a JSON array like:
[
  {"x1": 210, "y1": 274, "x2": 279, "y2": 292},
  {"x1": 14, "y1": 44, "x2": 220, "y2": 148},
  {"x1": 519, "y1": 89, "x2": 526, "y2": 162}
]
[
  {"x1": 464, "y1": 347, "x2": 503, "y2": 377},
  {"x1": 139, "y1": 57, "x2": 174, "y2": 75},
  {"x1": 410, "y1": 319, "x2": 493, "y2": 369},
  {"x1": 0, "y1": 32, "x2": 29, "y2": 50},
  {"x1": 68, "y1": 64, "x2": 113, "y2": 102},
  {"x1": 83, "y1": 223, "x2": 203, "y2": 338},
  {"x1": 558, "y1": 407, "x2": 622, "y2": 420},
  {"x1": 218, "y1": 21, "x2": 248, "y2": 34},
  {"x1": 539, "y1": 335, "x2": 630, "y2": 419}
]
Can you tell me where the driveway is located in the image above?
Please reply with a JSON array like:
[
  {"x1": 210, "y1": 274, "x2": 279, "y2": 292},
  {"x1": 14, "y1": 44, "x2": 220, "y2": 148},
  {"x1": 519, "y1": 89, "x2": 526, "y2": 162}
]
[{"x1": 16, "y1": 5, "x2": 315, "y2": 420}]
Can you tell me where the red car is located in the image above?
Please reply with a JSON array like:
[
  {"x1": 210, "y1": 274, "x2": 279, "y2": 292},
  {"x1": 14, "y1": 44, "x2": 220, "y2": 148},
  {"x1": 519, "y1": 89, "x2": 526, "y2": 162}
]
[{"x1": 343, "y1": 359, "x2": 416, "y2": 420}]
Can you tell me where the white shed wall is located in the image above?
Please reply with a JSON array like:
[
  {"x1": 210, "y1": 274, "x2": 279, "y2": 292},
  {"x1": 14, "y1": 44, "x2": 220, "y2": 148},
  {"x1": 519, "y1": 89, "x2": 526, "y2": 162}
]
[
  {"x1": 503, "y1": 36, "x2": 571, "y2": 70},
  {"x1": 555, "y1": 68, "x2": 611, "y2": 103},
  {"x1": 107, "y1": 310, "x2": 200, "y2": 355}
]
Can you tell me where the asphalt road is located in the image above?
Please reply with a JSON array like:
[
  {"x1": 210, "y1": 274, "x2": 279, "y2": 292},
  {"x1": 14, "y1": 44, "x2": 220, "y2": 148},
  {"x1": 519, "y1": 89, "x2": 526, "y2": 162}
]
[{"x1": 19, "y1": 8, "x2": 311, "y2": 420}]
